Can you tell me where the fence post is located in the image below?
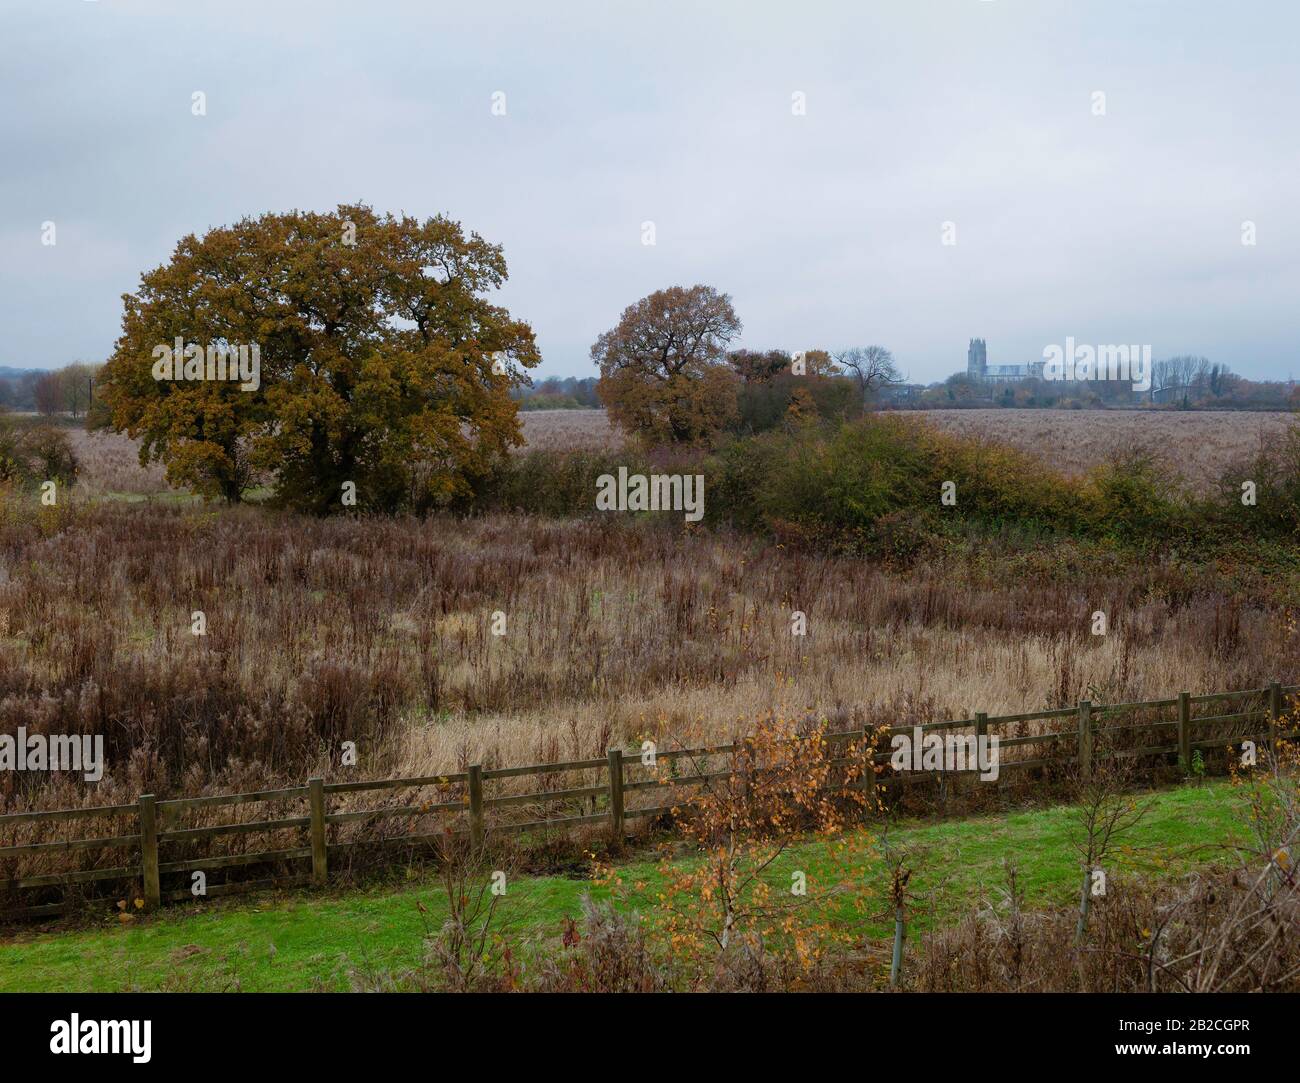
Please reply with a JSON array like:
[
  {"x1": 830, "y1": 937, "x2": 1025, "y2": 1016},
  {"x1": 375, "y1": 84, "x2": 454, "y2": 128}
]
[
  {"x1": 468, "y1": 764, "x2": 484, "y2": 849},
  {"x1": 138, "y1": 794, "x2": 160, "y2": 911},
  {"x1": 862, "y1": 724, "x2": 873, "y2": 802},
  {"x1": 1176, "y1": 691, "x2": 1191, "y2": 773},
  {"x1": 1269, "y1": 680, "x2": 1282, "y2": 757},
  {"x1": 1077, "y1": 701, "x2": 1092, "y2": 782},
  {"x1": 607, "y1": 748, "x2": 625, "y2": 844},
  {"x1": 308, "y1": 778, "x2": 328, "y2": 887},
  {"x1": 974, "y1": 712, "x2": 988, "y2": 785}
]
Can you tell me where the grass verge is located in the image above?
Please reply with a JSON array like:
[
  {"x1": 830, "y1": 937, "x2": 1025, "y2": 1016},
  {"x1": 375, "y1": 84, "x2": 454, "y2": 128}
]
[{"x1": 0, "y1": 778, "x2": 1249, "y2": 992}]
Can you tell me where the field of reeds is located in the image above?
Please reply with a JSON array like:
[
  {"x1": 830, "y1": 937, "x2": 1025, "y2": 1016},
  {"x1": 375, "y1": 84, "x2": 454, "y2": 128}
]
[
  {"x1": 3, "y1": 408, "x2": 1299, "y2": 900},
  {"x1": 58, "y1": 407, "x2": 1298, "y2": 501},
  {"x1": 517, "y1": 407, "x2": 1298, "y2": 498},
  {"x1": 913, "y1": 408, "x2": 1297, "y2": 497},
  {"x1": 2, "y1": 499, "x2": 1296, "y2": 807}
]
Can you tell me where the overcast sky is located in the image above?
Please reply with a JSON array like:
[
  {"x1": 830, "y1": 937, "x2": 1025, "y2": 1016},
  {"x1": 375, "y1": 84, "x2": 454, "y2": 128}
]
[{"x1": 2, "y1": 0, "x2": 1297, "y2": 383}]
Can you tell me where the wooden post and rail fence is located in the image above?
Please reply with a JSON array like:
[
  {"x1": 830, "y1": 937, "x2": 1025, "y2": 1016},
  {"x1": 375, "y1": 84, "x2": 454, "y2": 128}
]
[{"x1": 1, "y1": 681, "x2": 1295, "y2": 920}]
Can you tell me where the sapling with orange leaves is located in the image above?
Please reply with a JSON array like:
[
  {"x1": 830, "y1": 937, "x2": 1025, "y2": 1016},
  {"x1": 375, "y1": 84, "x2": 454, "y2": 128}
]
[{"x1": 644, "y1": 711, "x2": 888, "y2": 985}]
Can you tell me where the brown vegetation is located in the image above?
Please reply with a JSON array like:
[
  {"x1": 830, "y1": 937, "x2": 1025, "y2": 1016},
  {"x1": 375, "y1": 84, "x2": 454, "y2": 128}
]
[
  {"x1": 4, "y1": 406, "x2": 1299, "y2": 924},
  {"x1": 2, "y1": 499, "x2": 1295, "y2": 816},
  {"x1": 913, "y1": 408, "x2": 1296, "y2": 497},
  {"x1": 60, "y1": 407, "x2": 1298, "y2": 502}
]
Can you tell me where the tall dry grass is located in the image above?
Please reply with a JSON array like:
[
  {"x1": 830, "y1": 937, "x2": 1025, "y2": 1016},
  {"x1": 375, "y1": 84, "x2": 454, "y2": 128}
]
[
  {"x1": 3, "y1": 411, "x2": 1299, "y2": 897},
  {"x1": 913, "y1": 408, "x2": 1296, "y2": 496},
  {"x1": 61, "y1": 430, "x2": 169, "y2": 497},
  {"x1": 2, "y1": 499, "x2": 1295, "y2": 811},
  {"x1": 62, "y1": 407, "x2": 1295, "y2": 500}
]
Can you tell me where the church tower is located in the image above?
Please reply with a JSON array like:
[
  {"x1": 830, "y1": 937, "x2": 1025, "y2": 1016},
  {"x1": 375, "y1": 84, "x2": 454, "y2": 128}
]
[{"x1": 967, "y1": 338, "x2": 987, "y2": 380}]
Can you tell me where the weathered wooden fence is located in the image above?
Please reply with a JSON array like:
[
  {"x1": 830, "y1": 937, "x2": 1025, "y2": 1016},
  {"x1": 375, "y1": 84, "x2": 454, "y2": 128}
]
[{"x1": 1, "y1": 681, "x2": 1294, "y2": 920}]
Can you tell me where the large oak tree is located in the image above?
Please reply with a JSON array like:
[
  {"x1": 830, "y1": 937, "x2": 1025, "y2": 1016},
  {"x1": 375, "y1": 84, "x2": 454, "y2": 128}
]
[{"x1": 99, "y1": 204, "x2": 539, "y2": 511}]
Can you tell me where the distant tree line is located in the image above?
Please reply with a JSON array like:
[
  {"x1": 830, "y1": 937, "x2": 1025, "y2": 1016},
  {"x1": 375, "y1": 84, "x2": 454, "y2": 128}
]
[
  {"x1": 0, "y1": 363, "x2": 101, "y2": 418},
  {"x1": 0, "y1": 369, "x2": 45, "y2": 411},
  {"x1": 915, "y1": 355, "x2": 1297, "y2": 411},
  {"x1": 512, "y1": 376, "x2": 602, "y2": 410}
]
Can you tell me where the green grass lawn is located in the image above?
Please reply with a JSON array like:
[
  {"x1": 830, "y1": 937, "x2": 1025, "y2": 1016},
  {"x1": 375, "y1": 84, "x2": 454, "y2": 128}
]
[{"x1": 0, "y1": 779, "x2": 1252, "y2": 992}]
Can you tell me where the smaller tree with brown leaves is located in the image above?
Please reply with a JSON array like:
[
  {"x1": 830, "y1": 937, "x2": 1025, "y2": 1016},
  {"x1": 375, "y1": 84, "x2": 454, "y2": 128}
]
[
  {"x1": 643, "y1": 713, "x2": 887, "y2": 988},
  {"x1": 592, "y1": 284, "x2": 741, "y2": 445}
]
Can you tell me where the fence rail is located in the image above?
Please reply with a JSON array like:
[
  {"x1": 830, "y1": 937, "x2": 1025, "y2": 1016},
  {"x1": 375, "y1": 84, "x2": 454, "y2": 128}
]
[{"x1": 1, "y1": 681, "x2": 1295, "y2": 920}]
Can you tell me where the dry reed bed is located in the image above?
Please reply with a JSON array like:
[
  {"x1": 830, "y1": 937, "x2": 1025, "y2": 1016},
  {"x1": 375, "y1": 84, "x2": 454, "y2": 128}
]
[
  {"x1": 61, "y1": 408, "x2": 1294, "y2": 500},
  {"x1": 519, "y1": 409, "x2": 623, "y2": 452},
  {"x1": 511, "y1": 407, "x2": 1297, "y2": 499},
  {"x1": 3, "y1": 411, "x2": 1294, "y2": 892},
  {"x1": 62, "y1": 429, "x2": 170, "y2": 497},
  {"x1": 2, "y1": 500, "x2": 1294, "y2": 806},
  {"x1": 911, "y1": 409, "x2": 1295, "y2": 496}
]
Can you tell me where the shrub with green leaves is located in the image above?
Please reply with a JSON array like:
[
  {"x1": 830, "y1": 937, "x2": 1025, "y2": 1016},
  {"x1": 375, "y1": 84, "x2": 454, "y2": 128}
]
[
  {"x1": 479, "y1": 413, "x2": 1297, "y2": 558},
  {"x1": 1078, "y1": 447, "x2": 1184, "y2": 542}
]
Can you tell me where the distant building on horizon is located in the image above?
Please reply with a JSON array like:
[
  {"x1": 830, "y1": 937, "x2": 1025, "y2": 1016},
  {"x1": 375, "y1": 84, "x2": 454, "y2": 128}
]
[{"x1": 966, "y1": 338, "x2": 1044, "y2": 384}]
